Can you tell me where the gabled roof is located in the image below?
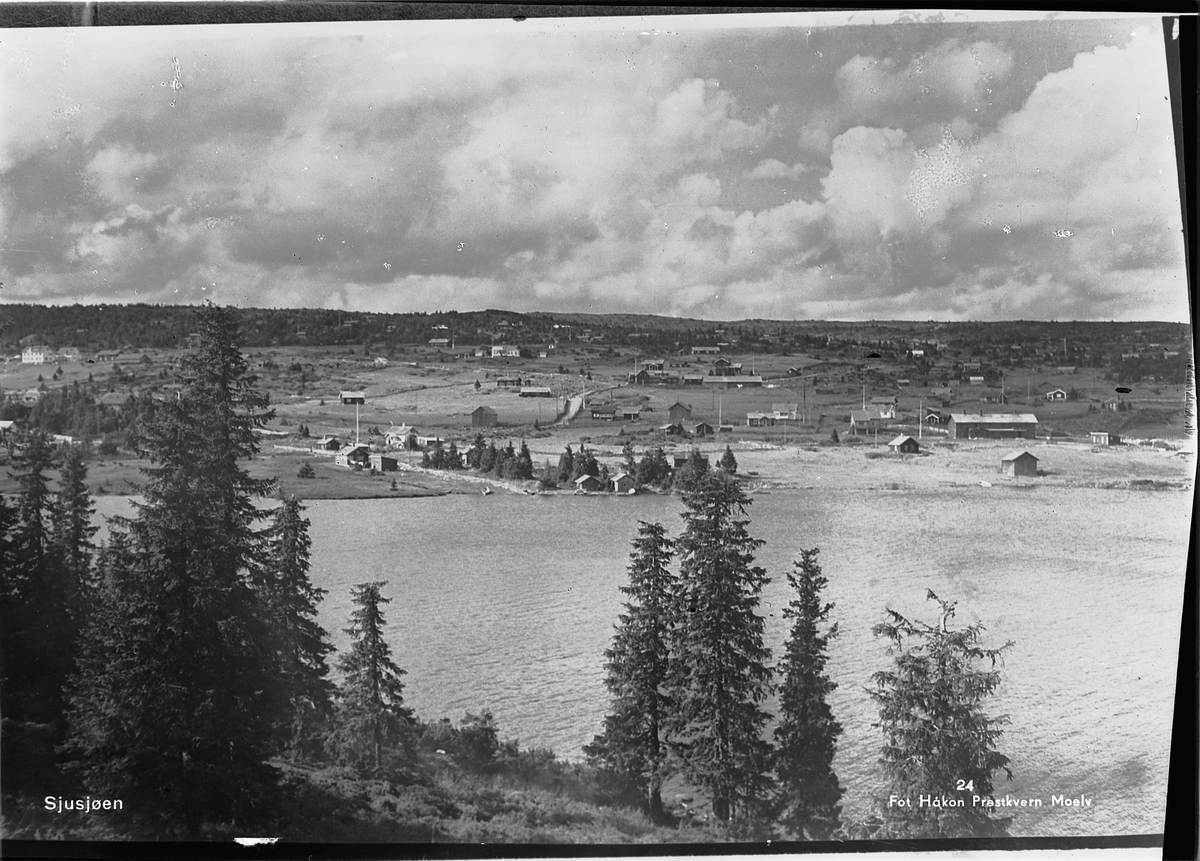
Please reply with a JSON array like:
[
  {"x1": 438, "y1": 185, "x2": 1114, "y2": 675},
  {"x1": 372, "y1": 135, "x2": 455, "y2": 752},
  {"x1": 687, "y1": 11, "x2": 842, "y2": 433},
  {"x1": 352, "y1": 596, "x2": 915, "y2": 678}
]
[
  {"x1": 949, "y1": 413, "x2": 1038, "y2": 424},
  {"x1": 889, "y1": 435, "x2": 918, "y2": 446},
  {"x1": 1001, "y1": 450, "x2": 1038, "y2": 462}
]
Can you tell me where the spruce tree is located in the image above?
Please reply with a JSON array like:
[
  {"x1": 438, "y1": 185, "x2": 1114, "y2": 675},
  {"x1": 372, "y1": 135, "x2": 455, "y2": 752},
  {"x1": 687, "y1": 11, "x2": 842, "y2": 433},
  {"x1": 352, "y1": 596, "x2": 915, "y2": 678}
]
[
  {"x1": 51, "y1": 446, "x2": 98, "y2": 621},
  {"x1": 719, "y1": 445, "x2": 738, "y2": 474},
  {"x1": 557, "y1": 444, "x2": 573, "y2": 483},
  {"x1": 585, "y1": 521, "x2": 676, "y2": 821},
  {"x1": 63, "y1": 304, "x2": 284, "y2": 836},
  {"x1": 867, "y1": 590, "x2": 1014, "y2": 838},
  {"x1": 667, "y1": 470, "x2": 774, "y2": 832},
  {"x1": 1, "y1": 432, "x2": 71, "y2": 729},
  {"x1": 263, "y1": 496, "x2": 335, "y2": 759},
  {"x1": 332, "y1": 581, "x2": 413, "y2": 773},
  {"x1": 773, "y1": 549, "x2": 843, "y2": 840}
]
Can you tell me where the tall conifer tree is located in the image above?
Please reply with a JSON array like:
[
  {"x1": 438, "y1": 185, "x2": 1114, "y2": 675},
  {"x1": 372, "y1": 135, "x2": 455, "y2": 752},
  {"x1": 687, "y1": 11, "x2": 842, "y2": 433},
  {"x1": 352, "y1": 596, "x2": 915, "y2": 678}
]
[
  {"x1": 63, "y1": 304, "x2": 284, "y2": 836},
  {"x1": 667, "y1": 470, "x2": 774, "y2": 832},
  {"x1": 867, "y1": 590, "x2": 1014, "y2": 838},
  {"x1": 585, "y1": 521, "x2": 676, "y2": 821},
  {"x1": 263, "y1": 495, "x2": 335, "y2": 758},
  {"x1": 333, "y1": 581, "x2": 412, "y2": 773},
  {"x1": 51, "y1": 446, "x2": 97, "y2": 625},
  {"x1": 773, "y1": 549, "x2": 844, "y2": 840},
  {"x1": 1, "y1": 432, "x2": 70, "y2": 729}
]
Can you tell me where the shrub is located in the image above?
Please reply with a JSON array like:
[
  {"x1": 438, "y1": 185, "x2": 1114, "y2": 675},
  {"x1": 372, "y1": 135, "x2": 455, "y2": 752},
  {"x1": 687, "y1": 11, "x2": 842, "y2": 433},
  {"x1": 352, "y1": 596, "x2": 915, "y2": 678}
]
[{"x1": 298, "y1": 462, "x2": 316, "y2": 479}]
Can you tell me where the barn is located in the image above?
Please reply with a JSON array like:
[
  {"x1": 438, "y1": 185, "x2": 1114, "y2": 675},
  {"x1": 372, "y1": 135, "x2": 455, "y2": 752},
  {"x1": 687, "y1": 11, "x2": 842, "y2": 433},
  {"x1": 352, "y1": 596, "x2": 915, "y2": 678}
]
[
  {"x1": 1001, "y1": 450, "x2": 1039, "y2": 478},
  {"x1": 471, "y1": 406, "x2": 498, "y2": 428},
  {"x1": 667, "y1": 402, "x2": 693, "y2": 424},
  {"x1": 610, "y1": 472, "x2": 636, "y2": 494},
  {"x1": 335, "y1": 444, "x2": 371, "y2": 468},
  {"x1": 574, "y1": 474, "x2": 603, "y2": 492},
  {"x1": 948, "y1": 413, "x2": 1039, "y2": 440},
  {"x1": 369, "y1": 454, "x2": 398, "y2": 472}
]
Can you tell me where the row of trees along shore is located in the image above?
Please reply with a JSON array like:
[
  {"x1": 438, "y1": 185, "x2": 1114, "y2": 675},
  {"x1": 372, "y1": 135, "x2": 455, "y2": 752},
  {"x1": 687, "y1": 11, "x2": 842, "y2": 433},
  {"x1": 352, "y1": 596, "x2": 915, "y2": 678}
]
[{"x1": 1, "y1": 304, "x2": 1016, "y2": 841}]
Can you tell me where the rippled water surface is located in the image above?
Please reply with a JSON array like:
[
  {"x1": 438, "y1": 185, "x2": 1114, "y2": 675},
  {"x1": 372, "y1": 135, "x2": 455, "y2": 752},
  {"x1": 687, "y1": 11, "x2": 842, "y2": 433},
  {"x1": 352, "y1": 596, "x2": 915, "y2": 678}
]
[{"x1": 96, "y1": 483, "x2": 1190, "y2": 837}]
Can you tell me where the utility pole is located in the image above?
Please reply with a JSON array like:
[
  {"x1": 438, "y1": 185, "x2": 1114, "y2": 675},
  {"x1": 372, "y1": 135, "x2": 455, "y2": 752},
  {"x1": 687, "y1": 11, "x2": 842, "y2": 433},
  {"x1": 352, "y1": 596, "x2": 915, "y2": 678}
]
[{"x1": 919, "y1": 396, "x2": 923, "y2": 440}]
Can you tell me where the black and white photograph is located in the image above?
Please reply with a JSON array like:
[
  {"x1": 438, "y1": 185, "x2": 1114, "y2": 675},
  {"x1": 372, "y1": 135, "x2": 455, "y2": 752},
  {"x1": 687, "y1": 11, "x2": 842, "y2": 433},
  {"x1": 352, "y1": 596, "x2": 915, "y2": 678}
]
[{"x1": 0, "y1": 7, "x2": 1194, "y2": 854}]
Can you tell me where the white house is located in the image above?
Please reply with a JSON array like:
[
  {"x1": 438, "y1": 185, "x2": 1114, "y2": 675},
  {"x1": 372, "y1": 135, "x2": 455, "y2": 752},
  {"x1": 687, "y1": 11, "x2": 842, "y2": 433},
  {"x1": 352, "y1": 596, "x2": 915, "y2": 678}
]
[{"x1": 21, "y1": 346, "x2": 49, "y2": 365}]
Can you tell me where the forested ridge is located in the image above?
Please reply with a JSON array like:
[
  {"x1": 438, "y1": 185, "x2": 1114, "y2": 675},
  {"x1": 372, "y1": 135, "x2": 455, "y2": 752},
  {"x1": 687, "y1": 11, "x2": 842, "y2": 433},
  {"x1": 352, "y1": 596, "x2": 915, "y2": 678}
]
[
  {"x1": 1, "y1": 304, "x2": 1022, "y2": 844},
  {"x1": 0, "y1": 302, "x2": 1189, "y2": 370}
]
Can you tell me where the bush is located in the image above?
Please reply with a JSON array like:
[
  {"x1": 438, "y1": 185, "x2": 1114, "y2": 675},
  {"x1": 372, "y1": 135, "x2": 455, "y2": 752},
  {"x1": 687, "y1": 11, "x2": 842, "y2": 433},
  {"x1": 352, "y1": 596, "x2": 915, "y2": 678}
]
[{"x1": 298, "y1": 462, "x2": 316, "y2": 479}]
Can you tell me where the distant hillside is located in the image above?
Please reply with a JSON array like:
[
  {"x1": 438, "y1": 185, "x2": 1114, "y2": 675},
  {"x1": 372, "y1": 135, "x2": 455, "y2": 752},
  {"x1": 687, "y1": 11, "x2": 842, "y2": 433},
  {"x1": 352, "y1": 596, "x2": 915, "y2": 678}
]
[{"x1": 0, "y1": 303, "x2": 1190, "y2": 366}]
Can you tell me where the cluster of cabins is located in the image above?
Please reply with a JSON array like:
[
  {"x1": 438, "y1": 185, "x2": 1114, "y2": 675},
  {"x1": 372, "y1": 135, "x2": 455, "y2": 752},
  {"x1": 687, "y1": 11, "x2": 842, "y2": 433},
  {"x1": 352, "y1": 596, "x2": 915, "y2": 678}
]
[{"x1": 627, "y1": 357, "x2": 764, "y2": 389}]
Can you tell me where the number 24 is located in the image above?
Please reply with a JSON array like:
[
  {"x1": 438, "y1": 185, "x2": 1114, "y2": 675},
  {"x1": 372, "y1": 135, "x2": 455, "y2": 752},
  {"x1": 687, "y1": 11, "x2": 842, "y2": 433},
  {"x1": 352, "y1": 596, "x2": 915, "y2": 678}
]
[{"x1": 956, "y1": 779, "x2": 975, "y2": 792}]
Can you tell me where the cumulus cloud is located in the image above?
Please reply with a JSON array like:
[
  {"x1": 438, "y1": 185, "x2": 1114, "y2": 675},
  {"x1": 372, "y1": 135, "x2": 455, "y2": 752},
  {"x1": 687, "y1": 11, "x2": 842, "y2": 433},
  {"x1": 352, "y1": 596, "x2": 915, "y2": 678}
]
[
  {"x1": 822, "y1": 126, "x2": 919, "y2": 238},
  {"x1": 0, "y1": 17, "x2": 1187, "y2": 322},
  {"x1": 835, "y1": 40, "x2": 1014, "y2": 130}
]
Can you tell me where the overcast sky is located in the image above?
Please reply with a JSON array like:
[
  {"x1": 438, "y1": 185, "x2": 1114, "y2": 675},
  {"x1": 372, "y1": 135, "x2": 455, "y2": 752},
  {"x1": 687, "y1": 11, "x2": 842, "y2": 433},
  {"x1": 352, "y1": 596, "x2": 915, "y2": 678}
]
[{"x1": 0, "y1": 11, "x2": 1189, "y2": 321}]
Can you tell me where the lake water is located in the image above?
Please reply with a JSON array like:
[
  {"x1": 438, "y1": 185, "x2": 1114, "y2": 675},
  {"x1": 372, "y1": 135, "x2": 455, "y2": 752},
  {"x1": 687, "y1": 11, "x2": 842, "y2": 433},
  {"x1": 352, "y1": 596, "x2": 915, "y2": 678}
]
[{"x1": 95, "y1": 484, "x2": 1190, "y2": 837}]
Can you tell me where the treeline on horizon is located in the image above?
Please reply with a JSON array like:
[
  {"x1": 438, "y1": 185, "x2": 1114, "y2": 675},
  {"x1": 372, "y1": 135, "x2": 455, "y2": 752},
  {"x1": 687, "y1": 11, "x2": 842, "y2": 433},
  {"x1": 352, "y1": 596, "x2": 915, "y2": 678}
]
[
  {"x1": 3, "y1": 304, "x2": 1023, "y2": 842},
  {"x1": 0, "y1": 301, "x2": 1189, "y2": 357}
]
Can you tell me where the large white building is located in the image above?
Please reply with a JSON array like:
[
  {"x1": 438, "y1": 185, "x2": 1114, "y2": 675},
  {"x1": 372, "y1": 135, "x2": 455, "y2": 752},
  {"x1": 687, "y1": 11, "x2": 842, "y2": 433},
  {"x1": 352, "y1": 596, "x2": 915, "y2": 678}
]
[{"x1": 21, "y1": 345, "x2": 49, "y2": 365}]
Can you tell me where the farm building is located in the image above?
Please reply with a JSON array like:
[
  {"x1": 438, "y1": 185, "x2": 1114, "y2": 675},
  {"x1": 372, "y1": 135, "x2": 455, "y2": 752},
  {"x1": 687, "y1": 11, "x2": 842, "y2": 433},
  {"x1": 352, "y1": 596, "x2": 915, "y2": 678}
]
[
  {"x1": 1103, "y1": 397, "x2": 1122, "y2": 411},
  {"x1": 519, "y1": 386, "x2": 553, "y2": 398},
  {"x1": 574, "y1": 474, "x2": 603, "y2": 492},
  {"x1": 888, "y1": 435, "x2": 920, "y2": 454},
  {"x1": 471, "y1": 406, "x2": 498, "y2": 428},
  {"x1": 628, "y1": 369, "x2": 653, "y2": 385},
  {"x1": 619, "y1": 407, "x2": 642, "y2": 421},
  {"x1": 340, "y1": 390, "x2": 366, "y2": 404},
  {"x1": 1090, "y1": 431, "x2": 1120, "y2": 446},
  {"x1": 495, "y1": 376, "x2": 523, "y2": 387},
  {"x1": 967, "y1": 376, "x2": 985, "y2": 385},
  {"x1": 746, "y1": 412, "x2": 776, "y2": 427},
  {"x1": 610, "y1": 472, "x2": 636, "y2": 494},
  {"x1": 92, "y1": 350, "x2": 122, "y2": 363},
  {"x1": 948, "y1": 413, "x2": 1039, "y2": 440},
  {"x1": 691, "y1": 422, "x2": 714, "y2": 437},
  {"x1": 369, "y1": 453, "x2": 398, "y2": 472},
  {"x1": 658, "y1": 422, "x2": 684, "y2": 436},
  {"x1": 673, "y1": 452, "x2": 711, "y2": 469},
  {"x1": 335, "y1": 444, "x2": 371, "y2": 468},
  {"x1": 491, "y1": 345, "x2": 521, "y2": 358},
  {"x1": 681, "y1": 373, "x2": 706, "y2": 386},
  {"x1": 667, "y1": 402, "x2": 693, "y2": 424},
  {"x1": 849, "y1": 409, "x2": 888, "y2": 435},
  {"x1": 316, "y1": 435, "x2": 342, "y2": 451},
  {"x1": 591, "y1": 407, "x2": 616, "y2": 421},
  {"x1": 703, "y1": 375, "x2": 763, "y2": 388},
  {"x1": 1045, "y1": 388, "x2": 1068, "y2": 401},
  {"x1": 1001, "y1": 450, "x2": 1039, "y2": 478},
  {"x1": 771, "y1": 403, "x2": 799, "y2": 421},
  {"x1": 690, "y1": 345, "x2": 721, "y2": 355}
]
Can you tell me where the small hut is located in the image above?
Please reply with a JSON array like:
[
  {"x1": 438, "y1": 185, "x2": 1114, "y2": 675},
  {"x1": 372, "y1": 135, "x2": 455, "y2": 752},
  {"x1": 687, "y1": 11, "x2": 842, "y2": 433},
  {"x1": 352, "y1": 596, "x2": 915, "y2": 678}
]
[
  {"x1": 887, "y1": 434, "x2": 920, "y2": 454},
  {"x1": 1001, "y1": 450, "x2": 1039, "y2": 478}
]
